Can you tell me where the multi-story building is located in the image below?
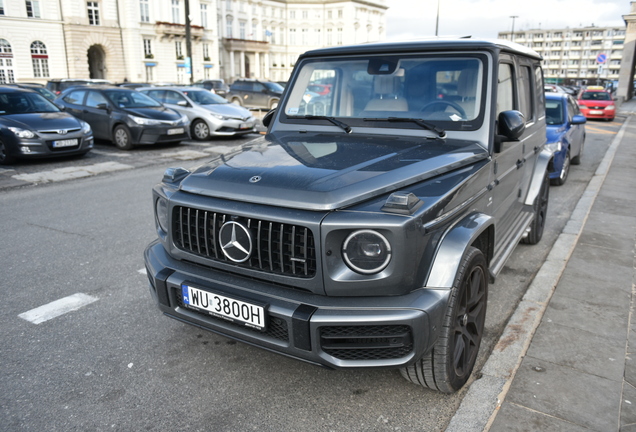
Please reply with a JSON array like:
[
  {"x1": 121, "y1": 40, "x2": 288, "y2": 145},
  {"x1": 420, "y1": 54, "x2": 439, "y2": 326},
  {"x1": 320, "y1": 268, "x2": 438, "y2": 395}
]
[
  {"x1": 498, "y1": 26, "x2": 626, "y2": 85},
  {"x1": 0, "y1": 0, "x2": 386, "y2": 86}
]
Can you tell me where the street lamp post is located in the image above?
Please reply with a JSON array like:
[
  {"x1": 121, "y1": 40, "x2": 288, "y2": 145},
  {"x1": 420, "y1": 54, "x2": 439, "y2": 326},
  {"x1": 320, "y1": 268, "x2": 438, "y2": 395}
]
[
  {"x1": 510, "y1": 15, "x2": 518, "y2": 42},
  {"x1": 435, "y1": 0, "x2": 440, "y2": 36},
  {"x1": 185, "y1": 0, "x2": 193, "y2": 84}
]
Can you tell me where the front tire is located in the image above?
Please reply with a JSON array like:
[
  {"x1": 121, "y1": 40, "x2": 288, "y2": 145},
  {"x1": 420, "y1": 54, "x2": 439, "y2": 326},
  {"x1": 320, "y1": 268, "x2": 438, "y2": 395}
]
[
  {"x1": 0, "y1": 140, "x2": 16, "y2": 165},
  {"x1": 400, "y1": 247, "x2": 488, "y2": 393},
  {"x1": 113, "y1": 125, "x2": 133, "y2": 150},
  {"x1": 191, "y1": 119, "x2": 210, "y2": 141},
  {"x1": 523, "y1": 170, "x2": 549, "y2": 245}
]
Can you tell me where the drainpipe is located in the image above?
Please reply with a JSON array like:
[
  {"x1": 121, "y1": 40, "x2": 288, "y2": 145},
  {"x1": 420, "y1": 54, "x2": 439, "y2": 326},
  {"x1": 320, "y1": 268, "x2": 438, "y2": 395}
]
[
  {"x1": 115, "y1": 0, "x2": 128, "y2": 81},
  {"x1": 57, "y1": 0, "x2": 71, "y2": 78}
]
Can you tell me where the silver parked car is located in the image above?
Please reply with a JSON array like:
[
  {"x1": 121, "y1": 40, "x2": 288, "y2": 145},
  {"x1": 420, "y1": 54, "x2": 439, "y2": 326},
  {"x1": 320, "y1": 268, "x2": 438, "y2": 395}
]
[{"x1": 138, "y1": 87, "x2": 256, "y2": 140}]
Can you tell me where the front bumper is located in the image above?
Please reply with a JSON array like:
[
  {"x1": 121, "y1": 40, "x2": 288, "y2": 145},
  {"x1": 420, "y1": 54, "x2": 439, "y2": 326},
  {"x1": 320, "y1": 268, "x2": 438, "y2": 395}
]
[
  {"x1": 144, "y1": 240, "x2": 449, "y2": 369},
  {"x1": 4, "y1": 133, "x2": 94, "y2": 159},
  {"x1": 209, "y1": 116, "x2": 257, "y2": 136},
  {"x1": 129, "y1": 123, "x2": 190, "y2": 145},
  {"x1": 580, "y1": 107, "x2": 615, "y2": 120}
]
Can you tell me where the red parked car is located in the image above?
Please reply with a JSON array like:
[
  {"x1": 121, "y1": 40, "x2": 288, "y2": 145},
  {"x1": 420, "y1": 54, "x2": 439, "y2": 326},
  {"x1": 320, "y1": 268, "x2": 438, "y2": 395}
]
[{"x1": 577, "y1": 86, "x2": 615, "y2": 121}]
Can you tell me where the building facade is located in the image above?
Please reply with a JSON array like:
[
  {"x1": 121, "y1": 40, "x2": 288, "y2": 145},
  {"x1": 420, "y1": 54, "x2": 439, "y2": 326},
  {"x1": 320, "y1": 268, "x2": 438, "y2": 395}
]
[
  {"x1": 498, "y1": 26, "x2": 626, "y2": 86},
  {"x1": 0, "y1": 0, "x2": 386, "y2": 86}
]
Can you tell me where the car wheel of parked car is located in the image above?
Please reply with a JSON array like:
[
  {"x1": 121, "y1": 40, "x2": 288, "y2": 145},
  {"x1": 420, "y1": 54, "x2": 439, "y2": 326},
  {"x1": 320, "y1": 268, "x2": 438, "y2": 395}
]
[
  {"x1": 231, "y1": 97, "x2": 242, "y2": 106},
  {"x1": 571, "y1": 139, "x2": 583, "y2": 165},
  {"x1": 0, "y1": 140, "x2": 16, "y2": 165},
  {"x1": 522, "y1": 170, "x2": 549, "y2": 245},
  {"x1": 400, "y1": 246, "x2": 487, "y2": 393},
  {"x1": 113, "y1": 125, "x2": 133, "y2": 150},
  {"x1": 192, "y1": 119, "x2": 210, "y2": 141},
  {"x1": 269, "y1": 99, "x2": 279, "y2": 109},
  {"x1": 551, "y1": 151, "x2": 570, "y2": 186}
]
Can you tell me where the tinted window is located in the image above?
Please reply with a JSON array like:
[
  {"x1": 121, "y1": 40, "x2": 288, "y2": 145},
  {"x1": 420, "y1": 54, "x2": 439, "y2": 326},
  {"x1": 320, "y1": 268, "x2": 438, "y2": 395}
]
[
  {"x1": 497, "y1": 63, "x2": 514, "y2": 115},
  {"x1": 63, "y1": 90, "x2": 87, "y2": 105},
  {"x1": 263, "y1": 82, "x2": 284, "y2": 92},
  {"x1": 163, "y1": 91, "x2": 187, "y2": 105},
  {"x1": 183, "y1": 90, "x2": 228, "y2": 105},
  {"x1": 545, "y1": 100, "x2": 564, "y2": 125},
  {"x1": 0, "y1": 92, "x2": 59, "y2": 115},
  {"x1": 581, "y1": 91, "x2": 610, "y2": 101},
  {"x1": 105, "y1": 90, "x2": 162, "y2": 108},
  {"x1": 519, "y1": 66, "x2": 533, "y2": 121},
  {"x1": 145, "y1": 89, "x2": 166, "y2": 102},
  {"x1": 85, "y1": 91, "x2": 109, "y2": 108}
]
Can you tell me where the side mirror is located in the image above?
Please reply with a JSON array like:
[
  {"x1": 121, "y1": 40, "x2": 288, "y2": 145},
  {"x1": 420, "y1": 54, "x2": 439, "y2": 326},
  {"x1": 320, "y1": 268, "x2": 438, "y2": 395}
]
[
  {"x1": 55, "y1": 103, "x2": 66, "y2": 111},
  {"x1": 96, "y1": 103, "x2": 109, "y2": 111},
  {"x1": 498, "y1": 110, "x2": 525, "y2": 141},
  {"x1": 262, "y1": 108, "x2": 276, "y2": 128},
  {"x1": 177, "y1": 100, "x2": 188, "y2": 107},
  {"x1": 571, "y1": 114, "x2": 586, "y2": 125}
]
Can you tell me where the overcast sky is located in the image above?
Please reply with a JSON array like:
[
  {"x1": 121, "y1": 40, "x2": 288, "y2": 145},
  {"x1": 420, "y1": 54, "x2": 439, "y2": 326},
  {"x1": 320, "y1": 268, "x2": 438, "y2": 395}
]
[{"x1": 385, "y1": 0, "x2": 630, "y2": 40}]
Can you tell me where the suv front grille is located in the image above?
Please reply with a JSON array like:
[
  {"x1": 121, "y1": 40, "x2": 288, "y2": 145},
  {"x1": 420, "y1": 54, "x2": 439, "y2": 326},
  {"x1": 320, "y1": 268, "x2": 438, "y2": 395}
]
[
  {"x1": 320, "y1": 325, "x2": 413, "y2": 361},
  {"x1": 173, "y1": 206, "x2": 316, "y2": 278}
]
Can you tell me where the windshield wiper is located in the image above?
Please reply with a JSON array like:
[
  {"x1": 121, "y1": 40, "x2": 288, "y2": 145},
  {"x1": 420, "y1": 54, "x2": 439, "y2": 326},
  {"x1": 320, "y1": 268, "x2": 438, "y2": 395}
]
[
  {"x1": 363, "y1": 117, "x2": 446, "y2": 138},
  {"x1": 289, "y1": 115, "x2": 352, "y2": 134}
]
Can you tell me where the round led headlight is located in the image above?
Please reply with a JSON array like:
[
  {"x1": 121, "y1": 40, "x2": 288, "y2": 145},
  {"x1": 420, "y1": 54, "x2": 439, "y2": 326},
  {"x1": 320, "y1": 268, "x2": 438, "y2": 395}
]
[
  {"x1": 342, "y1": 230, "x2": 392, "y2": 275},
  {"x1": 155, "y1": 197, "x2": 169, "y2": 233}
]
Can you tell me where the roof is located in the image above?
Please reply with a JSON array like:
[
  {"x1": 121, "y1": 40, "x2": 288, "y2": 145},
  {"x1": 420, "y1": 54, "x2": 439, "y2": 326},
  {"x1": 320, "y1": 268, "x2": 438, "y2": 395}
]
[{"x1": 300, "y1": 38, "x2": 542, "y2": 61}]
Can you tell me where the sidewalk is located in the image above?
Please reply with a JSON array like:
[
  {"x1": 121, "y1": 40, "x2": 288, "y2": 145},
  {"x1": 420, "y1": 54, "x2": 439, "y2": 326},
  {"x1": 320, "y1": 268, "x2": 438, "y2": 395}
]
[{"x1": 449, "y1": 100, "x2": 636, "y2": 431}]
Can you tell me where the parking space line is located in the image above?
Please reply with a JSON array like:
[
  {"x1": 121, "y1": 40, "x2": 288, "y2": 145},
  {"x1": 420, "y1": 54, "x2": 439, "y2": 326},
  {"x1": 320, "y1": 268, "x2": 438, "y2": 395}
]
[
  {"x1": 18, "y1": 293, "x2": 98, "y2": 324},
  {"x1": 138, "y1": 268, "x2": 147, "y2": 275},
  {"x1": 12, "y1": 162, "x2": 133, "y2": 184}
]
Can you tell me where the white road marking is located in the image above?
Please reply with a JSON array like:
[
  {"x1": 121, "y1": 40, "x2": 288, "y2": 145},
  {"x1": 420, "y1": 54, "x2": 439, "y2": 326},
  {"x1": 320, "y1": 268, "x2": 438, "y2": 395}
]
[
  {"x1": 12, "y1": 162, "x2": 133, "y2": 184},
  {"x1": 138, "y1": 268, "x2": 147, "y2": 275},
  {"x1": 89, "y1": 149, "x2": 132, "y2": 157},
  {"x1": 19, "y1": 293, "x2": 98, "y2": 324}
]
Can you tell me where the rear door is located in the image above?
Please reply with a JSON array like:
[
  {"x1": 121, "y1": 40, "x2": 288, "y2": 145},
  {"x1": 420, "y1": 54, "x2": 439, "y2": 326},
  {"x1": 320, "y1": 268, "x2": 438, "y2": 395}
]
[
  {"x1": 83, "y1": 90, "x2": 111, "y2": 139},
  {"x1": 61, "y1": 89, "x2": 87, "y2": 120}
]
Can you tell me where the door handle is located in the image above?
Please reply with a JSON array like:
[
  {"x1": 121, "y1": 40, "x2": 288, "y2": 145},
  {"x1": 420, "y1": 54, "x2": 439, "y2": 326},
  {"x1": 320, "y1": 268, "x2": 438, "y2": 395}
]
[{"x1": 516, "y1": 159, "x2": 524, "y2": 169}]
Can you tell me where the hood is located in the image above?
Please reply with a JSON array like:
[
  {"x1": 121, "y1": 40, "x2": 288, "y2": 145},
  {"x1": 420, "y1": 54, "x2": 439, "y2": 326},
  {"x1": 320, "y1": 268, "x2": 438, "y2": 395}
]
[
  {"x1": 202, "y1": 103, "x2": 252, "y2": 120},
  {"x1": 0, "y1": 112, "x2": 81, "y2": 131},
  {"x1": 124, "y1": 106, "x2": 181, "y2": 120},
  {"x1": 178, "y1": 133, "x2": 489, "y2": 211}
]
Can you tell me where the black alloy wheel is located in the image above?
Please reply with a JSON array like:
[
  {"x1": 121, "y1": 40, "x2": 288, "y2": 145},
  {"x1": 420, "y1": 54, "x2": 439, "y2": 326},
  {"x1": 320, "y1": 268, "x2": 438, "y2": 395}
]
[{"x1": 0, "y1": 140, "x2": 15, "y2": 164}]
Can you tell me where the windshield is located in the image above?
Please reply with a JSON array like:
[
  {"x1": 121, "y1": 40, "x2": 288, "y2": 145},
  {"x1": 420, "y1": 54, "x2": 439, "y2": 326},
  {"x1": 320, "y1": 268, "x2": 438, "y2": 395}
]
[
  {"x1": 105, "y1": 90, "x2": 162, "y2": 108},
  {"x1": 281, "y1": 54, "x2": 485, "y2": 130},
  {"x1": 545, "y1": 100, "x2": 564, "y2": 125},
  {"x1": 264, "y1": 82, "x2": 285, "y2": 92},
  {"x1": 0, "y1": 91, "x2": 60, "y2": 115},
  {"x1": 183, "y1": 90, "x2": 228, "y2": 105},
  {"x1": 581, "y1": 91, "x2": 610, "y2": 101}
]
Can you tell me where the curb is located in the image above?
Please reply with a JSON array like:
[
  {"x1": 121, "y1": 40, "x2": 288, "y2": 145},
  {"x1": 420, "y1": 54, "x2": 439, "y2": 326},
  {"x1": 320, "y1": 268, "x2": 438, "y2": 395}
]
[{"x1": 446, "y1": 116, "x2": 632, "y2": 432}]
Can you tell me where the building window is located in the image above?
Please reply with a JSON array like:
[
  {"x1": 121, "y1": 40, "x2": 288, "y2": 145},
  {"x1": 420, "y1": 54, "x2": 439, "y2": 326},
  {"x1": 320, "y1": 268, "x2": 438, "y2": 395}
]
[
  {"x1": 302, "y1": 10, "x2": 307, "y2": 19},
  {"x1": 202, "y1": 43, "x2": 210, "y2": 61},
  {"x1": 0, "y1": 39, "x2": 15, "y2": 84},
  {"x1": 30, "y1": 41, "x2": 49, "y2": 78},
  {"x1": 337, "y1": 28, "x2": 343, "y2": 45},
  {"x1": 172, "y1": 0, "x2": 180, "y2": 23},
  {"x1": 140, "y1": 0, "x2": 149, "y2": 22},
  {"x1": 226, "y1": 17, "x2": 233, "y2": 38},
  {"x1": 175, "y1": 41, "x2": 183, "y2": 59},
  {"x1": 301, "y1": 28, "x2": 308, "y2": 45},
  {"x1": 0, "y1": 0, "x2": 5, "y2": 15},
  {"x1": 145, "y1": 64, "x2": 154, "y2": 81},
  {"x1": 26, "y1": 0, "x2": 41, "y2": 18},
  {"x1": 225, "y1": 0, "x2": 231, "y2": 11},
  {"x1": 326, "y1": 28, "x2": 332, "y2": 46},
  {"x1": 87, "y1": 2, "x2": 100, "y2": 26},
  {"x1": 239, "y1": 21, "x2": 246, "y2": 39},
  {"x1": 176, "y1": 65, "x2": 185, "y2": 84},
  {"x1": 337, "y1": 9, "x2": 342, "y2": 18},
  {"x1": 289, "y1": 10, "x2": 295, "y2": 19},
  {"x1": 289, "y1": 28, "x2": 296, "y2": 45},
  {"x1": 200, "y1": 4, "x2": 208, "y2": 28},
  {"x1": 143, "y1": 38, "x2": 153, "y2": 58}
]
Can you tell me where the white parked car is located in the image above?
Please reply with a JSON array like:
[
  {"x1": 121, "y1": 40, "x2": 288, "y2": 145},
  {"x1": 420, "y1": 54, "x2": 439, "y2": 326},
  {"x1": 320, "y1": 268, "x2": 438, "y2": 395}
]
[{"x1": 138, "y1": 87, "x2": 256, "y2": 140}]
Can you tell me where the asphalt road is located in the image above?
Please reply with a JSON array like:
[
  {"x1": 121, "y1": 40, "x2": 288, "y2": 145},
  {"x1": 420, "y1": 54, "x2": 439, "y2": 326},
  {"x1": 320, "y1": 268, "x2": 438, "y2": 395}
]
[{"x1": 0, "y1": 118, "x2": 623, "y2": 431}]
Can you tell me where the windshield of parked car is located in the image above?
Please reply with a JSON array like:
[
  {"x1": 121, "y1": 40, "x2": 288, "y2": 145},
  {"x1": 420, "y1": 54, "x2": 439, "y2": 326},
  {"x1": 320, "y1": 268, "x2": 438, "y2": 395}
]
[
  {"x1": 581, "y1": 91, "x2": 611, "y2": 101},
  {"x1": 183, "y1": 90, "x2": 228, "y2": 105},
  {"x1": 264, "y1": 82, "x2": 285, "y2": 92},
  {"x1": 0, "y1": 91, "x2": 60, "y2": 115},
  {"x1": 545, "y1": 100, "x2": 564, "y2": 125},
  {"x1": 281, "y1": 54, "x2": 485, "y2": 131},
  {"x1": 105, "y1": 90, "x2": 162, "y2": 108}
]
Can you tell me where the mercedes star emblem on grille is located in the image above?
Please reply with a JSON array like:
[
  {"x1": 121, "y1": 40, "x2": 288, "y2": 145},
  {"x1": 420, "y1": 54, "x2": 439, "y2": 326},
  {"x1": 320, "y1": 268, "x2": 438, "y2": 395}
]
[{"x1": 219, "y1": 221, "x2": 253, "y2": 262}]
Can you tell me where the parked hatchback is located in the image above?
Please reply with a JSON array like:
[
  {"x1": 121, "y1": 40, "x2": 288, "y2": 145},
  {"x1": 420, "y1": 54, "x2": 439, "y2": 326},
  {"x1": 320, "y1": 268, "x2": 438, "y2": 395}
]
[
  {"x1": 54, "y1": 86, "x2": 189, "y2": 150},
  {"x1": 226, "y1": 79, "x2": 284, "y2": 109},
  {"x1": 545, "y1": 92, "x2": 586, "y2": 185},
  {"x1": 0, "y1": 86, "x2": 93, "y2": 164},
  {"x1": 577, "y1": 86, "x2": 615, "y2": 121},
  {"x1": 139, "y1": 87, "x2": 256, "y2": 140}
]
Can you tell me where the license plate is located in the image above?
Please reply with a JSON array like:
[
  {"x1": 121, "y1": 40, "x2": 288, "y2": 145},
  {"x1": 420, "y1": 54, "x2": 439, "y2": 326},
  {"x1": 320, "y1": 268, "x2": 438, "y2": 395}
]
[
  {"x1": 52, "y1": 138, "x2": 78, "y2": 148},
  {"x1": 589, "y1": 110, "x2": 603, "y2": 115},
  {"x1": 167, "y1": 127, "x2": 184, "y2": 135},
  {"x1": 181, "y1": 284, "x2": 267, "y2": 331},
  {"x1": 239, "y1": 122, "x2": 254, "y2": 129}
]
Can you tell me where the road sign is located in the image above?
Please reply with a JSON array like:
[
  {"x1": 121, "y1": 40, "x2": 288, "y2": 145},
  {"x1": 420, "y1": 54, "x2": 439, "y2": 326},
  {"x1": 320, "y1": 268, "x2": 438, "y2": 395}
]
[{"x1": 597, "y1": 53, "x2": 607, "y2": 64}]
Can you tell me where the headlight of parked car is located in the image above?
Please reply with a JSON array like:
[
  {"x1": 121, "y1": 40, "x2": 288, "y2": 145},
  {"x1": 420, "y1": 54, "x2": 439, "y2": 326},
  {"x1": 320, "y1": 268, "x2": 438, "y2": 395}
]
[
  {"x1": 155, "y1": 196, "x2": 169, "y2": 233},
  {"x1": 342, "y1": 230, "x2": 392, "y2": 274},
  {"x1": 606, "y1": 105, "x2": 615, "y2": 111},
  {"x1": 130, "y1": 115, "x2": 163, "y2": 126},
  {"x1": 546, "y1": 141, "x2": 562, "y2": 153},
  {"x1": 211, "y1": 113, "x2": 230, "y2": 121},
  {"x1": 80, "y1": 121, "x2": 92, "y2": 134},
  {"x1": 8, "y1": 127, "x2": 36, "y2": 139}
]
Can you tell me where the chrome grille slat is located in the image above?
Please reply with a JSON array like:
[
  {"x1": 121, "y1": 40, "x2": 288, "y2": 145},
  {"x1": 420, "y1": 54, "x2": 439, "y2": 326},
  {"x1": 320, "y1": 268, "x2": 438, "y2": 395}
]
[{"x1": 173, "y1": 206, "x2": 316, "y2": 278}]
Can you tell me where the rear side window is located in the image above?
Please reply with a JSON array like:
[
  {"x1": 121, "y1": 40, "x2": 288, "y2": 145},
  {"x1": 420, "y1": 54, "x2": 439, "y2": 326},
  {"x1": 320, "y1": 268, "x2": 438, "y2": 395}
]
[
  {"x1": 497, "y1": 63, "x2": 514, "y2": 116},
  {"x1": 518, "y1": 66, "x2": 533, "y2": 121},
  {"x1": 85, "y1": 91, "x2": 108, "y2": 108},
  {"x1": 63, "y1": 90, "x2": 87, "y2": 105}
]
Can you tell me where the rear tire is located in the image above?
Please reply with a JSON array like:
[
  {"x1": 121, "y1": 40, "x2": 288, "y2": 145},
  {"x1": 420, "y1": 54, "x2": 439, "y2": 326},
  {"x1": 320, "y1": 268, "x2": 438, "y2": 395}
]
[
  {"x1": 400, "y1": 247, "x2": 488, "y2": 393},
  {"x1": 113, "y1": 125, "x2": 133, "y2": 150},
  {"x1": 523, "y1": 170, "x2": 549, "y2": 245}
]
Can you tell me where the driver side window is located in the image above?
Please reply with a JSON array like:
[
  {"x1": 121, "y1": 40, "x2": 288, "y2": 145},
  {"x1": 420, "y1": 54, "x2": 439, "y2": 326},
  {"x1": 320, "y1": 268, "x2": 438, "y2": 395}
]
[{"x1": 497, "y1": 63, "x2": 514, "y2": 116}]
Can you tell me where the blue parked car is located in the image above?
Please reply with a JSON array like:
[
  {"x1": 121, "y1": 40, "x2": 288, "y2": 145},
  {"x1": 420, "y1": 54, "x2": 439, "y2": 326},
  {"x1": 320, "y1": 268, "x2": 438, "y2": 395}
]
[{"x1": 545, "y1": 92, "x2": 586, "y2": 186}]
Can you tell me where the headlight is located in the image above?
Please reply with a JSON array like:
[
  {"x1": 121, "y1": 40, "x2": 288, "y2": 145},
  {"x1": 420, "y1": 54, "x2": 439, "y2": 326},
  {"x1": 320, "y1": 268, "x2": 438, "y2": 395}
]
[
  {"x1": 606, "y1": 105, "x2": 615, "y2": 110},
  {"x1": 546, "y1": 141, "x2": 562, "y2": 153},
  {"x1": 211, "y1": 113, "x2": 229, "y2": 120},
  {"x1": 342, "y1": 230, "x2": 391, "y2": 274},
  {"x1": 180, "y1": 114, "x2": 189, "y2": 124},
  {"x1": 8, "y1": 127, "x2": 36, "y2": 139},
  {"x1": 155, "y1": 197, "x2": 169, "y2": 232},
  {"x1": 130, "y1": 115, "x2": 162, "y2": 125},
  {"x1": 80, "y1": 121, "x2": 92, "y2": 134}
]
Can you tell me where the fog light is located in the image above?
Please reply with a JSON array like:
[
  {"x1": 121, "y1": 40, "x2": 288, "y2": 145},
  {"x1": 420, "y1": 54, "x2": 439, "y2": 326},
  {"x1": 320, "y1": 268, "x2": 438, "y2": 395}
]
[{"x1": 20, "y1": 146, "x2": 32, "y2": 154}]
